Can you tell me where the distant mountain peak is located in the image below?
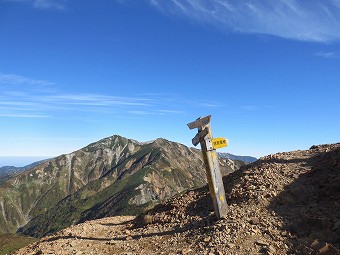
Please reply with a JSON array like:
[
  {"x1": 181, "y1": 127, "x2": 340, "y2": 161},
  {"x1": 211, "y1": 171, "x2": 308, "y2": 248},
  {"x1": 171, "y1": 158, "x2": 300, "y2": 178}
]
[
  {"x1": 218, "y1": 152, "x2": 257, "y2": 163},
  {"x1": 0, "y1": 134, "x2": 244, "y2": 237}
]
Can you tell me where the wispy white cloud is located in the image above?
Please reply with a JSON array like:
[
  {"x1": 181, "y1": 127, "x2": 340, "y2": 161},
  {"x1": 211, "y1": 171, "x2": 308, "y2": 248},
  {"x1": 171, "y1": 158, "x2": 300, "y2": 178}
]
[
  {"x1": 129, "y1": 109, "x2": 185, "y2": 115},
  {"x1": 186, "y1": 100, "x2": 221, "y2": 108},
  {"x1": 0, "y1": 113, "x2": 48, "y2": 118},
  {"x1": 1, "y1": 72, "x2": 219, "y2": 119},
  {"x1": 149, "y1": 0, "x2": 340, "y2": 43},
  {"x1": 156, "y1": 109, "x2": 184, "y2": 114},
  {"x1": 128, "y1": 110, "x2": 159, "y2": 115},
  {"x1": 0, "y1": 92, "x2": 153, "y2": 116},
  {"x1": 33, "y1": 0, "x2": 65, "y2": 10},
  {"x1": 3, "y1": 0, "x2": 66, "y2": 10},
  {"x1": 316, "y1": 51, "x2": 340, "y2": 58},
  {"x1": 240, "y1": 105, "x2": 257, "y2": 111},
  {"x1": 0, "y1": 72, "x2": 54, "y2": 86},
  {"x1": 42, "y1": 94, "x2": 151, "y2": 107}
]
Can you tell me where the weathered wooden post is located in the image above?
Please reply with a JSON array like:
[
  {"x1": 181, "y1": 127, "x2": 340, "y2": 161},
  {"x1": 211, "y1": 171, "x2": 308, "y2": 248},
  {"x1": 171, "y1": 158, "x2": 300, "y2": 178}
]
[{"x1": 187, "y1": 115, "x2": 228, "y2": 219}]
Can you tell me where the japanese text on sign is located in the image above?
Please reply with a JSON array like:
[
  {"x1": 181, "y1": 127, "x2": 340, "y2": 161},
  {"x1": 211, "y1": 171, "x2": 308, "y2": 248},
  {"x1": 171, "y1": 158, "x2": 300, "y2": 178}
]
[{"x1": 212, "y1": 138, "x2": 228, "y2": 149}]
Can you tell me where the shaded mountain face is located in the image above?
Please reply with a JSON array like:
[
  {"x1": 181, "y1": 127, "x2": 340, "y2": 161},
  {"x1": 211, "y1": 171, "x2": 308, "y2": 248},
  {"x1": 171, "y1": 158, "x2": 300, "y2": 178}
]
[{"x1": 0, "y1": 135, "x2": 243, "y2": 237}]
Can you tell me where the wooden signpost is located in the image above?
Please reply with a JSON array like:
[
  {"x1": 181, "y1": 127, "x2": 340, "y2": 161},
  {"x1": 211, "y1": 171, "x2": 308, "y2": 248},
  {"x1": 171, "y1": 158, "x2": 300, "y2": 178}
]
[{"x1": 187, "y1": 115, "x2": 228, "y2": 219}]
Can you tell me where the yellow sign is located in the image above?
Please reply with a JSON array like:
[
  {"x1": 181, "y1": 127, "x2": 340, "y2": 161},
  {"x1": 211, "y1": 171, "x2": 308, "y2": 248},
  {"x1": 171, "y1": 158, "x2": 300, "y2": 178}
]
[{"x1": 212, "y1": 137, "x2": 228, "y2": 149}]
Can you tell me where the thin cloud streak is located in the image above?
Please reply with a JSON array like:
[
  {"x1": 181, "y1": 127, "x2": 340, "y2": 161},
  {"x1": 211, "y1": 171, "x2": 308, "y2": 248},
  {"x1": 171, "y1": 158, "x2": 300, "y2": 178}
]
[
  {"x1": 33, "y1": 0, "x2": 65, "y2": 10},
  {"x1": 156, "y1": 109, "x2": 184, "y2": 114},
  {"x1": 3, "y1": 0, "x2": 66, "y2": 10},
  {"x1": 129, "y1": 109, "x2": 185, "y2": 115},
  {"x1": 240, "y1": 105, "x2": 257, "y2": 111},
  {"x1": 128, "y1": 110, "x2": 159, "y2": 115},
  {"x1": 0, "y1": 72, "x2": 54, "y2": 86},
  {"x1": 44, "y1": 94, "x2": 151, "y2": 106},
  {"x1": 150, "y1": 0, "x2": 340, "y2": 42},
  {"x1": 316, "y1": 51, "x2": 340, "y2": 58},
  {"x1": 0, "y1": 113, "x2": 48, "y2": 118},
  {"x1": 0, "y1": 72, "x2": 219, "y2": 119},
  {"x1": 0, "y1": 90, "x2": 195, "y2": 119},
  {"x1": 0, "y1": 92, "x2": 153, "y2": 114}
]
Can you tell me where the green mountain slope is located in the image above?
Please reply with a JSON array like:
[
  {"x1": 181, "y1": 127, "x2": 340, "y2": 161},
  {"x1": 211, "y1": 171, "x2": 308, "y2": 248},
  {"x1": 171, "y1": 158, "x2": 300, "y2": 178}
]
[
  {"x1": 0, "y1": 160, "x2": 48, "y2": 185},
  {"x1": 0, "y1": 234, "x2": 37, "y2": 255},
  {"x1": 0, "y1": 135, "x2": 244, "y2": 238}
]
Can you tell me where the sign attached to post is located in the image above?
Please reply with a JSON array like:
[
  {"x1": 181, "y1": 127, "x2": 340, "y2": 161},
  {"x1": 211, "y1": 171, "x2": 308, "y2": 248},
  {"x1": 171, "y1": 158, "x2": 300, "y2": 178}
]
[
  {"x1": 187, "y1": 115, "x2": 211, "y2": 130},
  {"x1": 192, "y1": 127, "x2": 209, "y2": 146},
  {"x1": 187, "y1": 115, "x2": 229, "y2": 219},
  {"x1": 212, "y1": 137, "x2": 228, "y2": 149}
]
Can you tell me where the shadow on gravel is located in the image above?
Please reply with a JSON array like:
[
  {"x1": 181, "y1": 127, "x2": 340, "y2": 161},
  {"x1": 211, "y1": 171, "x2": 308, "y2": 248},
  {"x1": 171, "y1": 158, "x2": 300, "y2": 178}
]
[
  {"x1": 42, "y1": 227, "x2": 190, "y2": 243},
  {"x1": 99, "y1": 220, "x2": 134, "y2": 227},
  {"x1": 132, "y1": 185, "x2": 220, "y2": 234},
  {"x1": 268, "y1": 146, "x2": 340, "y2": 253}
]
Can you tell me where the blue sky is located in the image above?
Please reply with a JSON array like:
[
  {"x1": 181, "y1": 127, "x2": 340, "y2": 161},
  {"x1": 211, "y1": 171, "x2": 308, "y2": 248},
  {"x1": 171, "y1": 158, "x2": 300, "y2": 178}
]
[{"x1": 1, "y1": 0, "x2": 340, "y2": 165}]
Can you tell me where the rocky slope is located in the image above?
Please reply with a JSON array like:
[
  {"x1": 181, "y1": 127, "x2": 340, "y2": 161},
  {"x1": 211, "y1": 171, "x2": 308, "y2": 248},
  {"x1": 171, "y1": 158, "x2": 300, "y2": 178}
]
[
  {"x1": 0, "y1": 160, "x2": 48, "y2": 185},
  {"x1": 14, "y1": 143, "x2": 340, "y2": 255},
  {"x1": 0, "y1": 166, "x2": 20, "y2": 184},
  {"x1": 0, "y1": 135, "x2": 242, "y2": 238}
]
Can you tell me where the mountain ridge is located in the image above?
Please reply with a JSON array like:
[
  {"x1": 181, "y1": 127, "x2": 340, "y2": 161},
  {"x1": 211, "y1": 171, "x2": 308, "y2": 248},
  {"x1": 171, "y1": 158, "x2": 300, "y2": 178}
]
[
  {"x1": 218, "y1": 152, "x2": 257, "y2": 163},
  {"x1": 0, "y1": 135, "x2": 245, "y2": 238},
  {"x1": 0, "y1": 160, "x2": 49, "y2": 184}
]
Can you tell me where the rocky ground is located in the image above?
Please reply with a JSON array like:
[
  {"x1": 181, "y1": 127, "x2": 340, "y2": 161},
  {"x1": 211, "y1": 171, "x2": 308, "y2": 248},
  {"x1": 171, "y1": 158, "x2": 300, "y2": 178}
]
[{"x1": 15, "y1": 143, "x2": 340, "y2": 255}]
